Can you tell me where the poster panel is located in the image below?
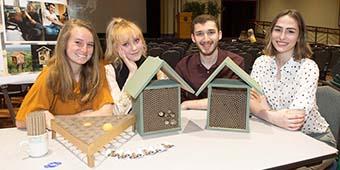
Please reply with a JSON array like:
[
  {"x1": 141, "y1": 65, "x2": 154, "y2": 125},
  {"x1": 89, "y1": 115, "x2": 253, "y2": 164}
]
[
  {"x1": 2, "y1": 0, "x2": 68, "y2": 43},
  {"x1": 5, "y1": 44, "x2": 55, "y2": 74},
  {"x1": 5, "y1": 44, "x2": 33, "y2": 73}
]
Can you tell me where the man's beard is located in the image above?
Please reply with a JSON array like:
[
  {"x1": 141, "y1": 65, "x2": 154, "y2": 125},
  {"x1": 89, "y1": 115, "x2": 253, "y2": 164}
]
[{"x1": 198, "y1": 43, "x2": 218, "y2": 56}]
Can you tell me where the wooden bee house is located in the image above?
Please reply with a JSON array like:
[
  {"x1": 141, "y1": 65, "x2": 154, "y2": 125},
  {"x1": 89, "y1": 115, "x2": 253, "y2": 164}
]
[
  {"x1": 125, "y1": 57, "x2": 194, "y2": 136},
  {"x1": 196, "y1": 57, "x2": 262, "y2": 132}
]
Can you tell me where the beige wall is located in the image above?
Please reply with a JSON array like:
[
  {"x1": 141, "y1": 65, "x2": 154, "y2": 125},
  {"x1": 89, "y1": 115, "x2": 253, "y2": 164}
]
[
  {"x1": 68, "y1": 0, "x2": 147, "y2": 33},
  {"x1": 258, "y1": 0, "x2": 340, "y2": 28},
  {"x1": 158, "y1": 0, "x2": 225, "y2": 35},
  {"x1": 160, "y1": 0, "x2": 175, "y2": 35}
]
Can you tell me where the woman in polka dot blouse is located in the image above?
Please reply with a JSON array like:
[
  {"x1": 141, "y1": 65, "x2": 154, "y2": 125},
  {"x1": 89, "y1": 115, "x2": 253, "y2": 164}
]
[{"x1": 250, "y1": 9, "x2": 336, "y2": 149}]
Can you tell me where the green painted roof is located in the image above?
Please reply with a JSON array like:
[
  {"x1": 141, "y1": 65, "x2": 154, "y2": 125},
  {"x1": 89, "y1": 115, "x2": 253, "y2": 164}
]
[
  {"x1": 124, "y1": 57, "x2": 195, "y2": 98},
  {"x1": 195, "y1": 57, "x2": 262, "y2": 96}
]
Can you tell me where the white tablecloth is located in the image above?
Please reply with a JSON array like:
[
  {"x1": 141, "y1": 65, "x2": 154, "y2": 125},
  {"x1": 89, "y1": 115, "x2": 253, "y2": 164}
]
[{"x1": 0, "y1": 110, "x2": 337, "y2": 170}]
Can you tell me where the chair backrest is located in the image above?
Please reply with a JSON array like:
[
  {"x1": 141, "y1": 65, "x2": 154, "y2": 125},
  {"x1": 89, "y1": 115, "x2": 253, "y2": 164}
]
[
  {"x1": 316, "y1": 86, "x2": 340, "y2": 150},
  {"x1": 160, "y1": 50, "x2": 181, "y2": 68},
  {"x1": 148, "y1": 47, "x2": 164, "y2": 57},
  {"x1": 147, "y1": 42, "x2": 158, "y2": 48},
  {"x1": 238, "y1": 52, "x2": 253, "y2": 74},
  {"x1": 229, "y1": 48, "x2": 242, "y2": 55},
  {"x1": 312, "y1": 49, "x2": 332, "y2": 80},
  {"x1": 169, "y1": 46, "x2": 185, "y2": 57},
  {"x1": 331, "y1": 59, "x2": 340, "y2": 78},
  {"x1": 175, "y1": 42, "x2": 188, "y2": 49},
  {"x1": 0, "y1": 83, "x2": 32, "y2": 125},
  {"x1": 329, "y1": 48, "x2": 340, "y2": 72},
  {"x1": 176, "y1": 41, "x2": 188, "y2": 47},
  {"x1": 159, "y1": 44, "x2": 170, "y2": 51}
]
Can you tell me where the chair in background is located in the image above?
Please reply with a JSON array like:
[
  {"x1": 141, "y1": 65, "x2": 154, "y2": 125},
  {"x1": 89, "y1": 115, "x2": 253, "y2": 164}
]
[
  {"x1": 313, "y1": 49, "x2": 332, "y2": 80},
  {"x1": 175, "y1": 42, "x2": 188, "y2": 50},
  {"x1": 176, "y1": 41, "x2": 188, "y2": 47},
  {"x1": 0, "y1": 83, "x2": 32, "y2": 126},
  {"x1": 329, "y1": 48, "x2": 340, "y2": 73},
  {"x1": 169, "y1": 46, "x2": 185, "y2": 57},
  {"x1": 147, "y1": 42, "x2": 158, "y2": 48},
  {"x1": 246, "y1": 47, "x2": 261, "y2": 62},
  {"x1": 222, "y1": 46, "x2": 237, "y2": 51},
  {"x1": 148, "y1": 47, "x2": 164, "y2": 57},
  {"x1": 238, "y1": 52, "x2": 253, "y2": 73},
  {"x1": 331, "y1": 59, "x2": 340, "y2": 78},
  {"x1": 229, "y1": 48, "x2": 243, "y2": 55},
  {"x1": 316, "y1": 86, "x2": 340, "y2": 152},
  {"x1": 160, "y1": 50, "x2": 181, "y2": 68},
  {"x1": 161, "y1": 41, "x2": 173, "y2": 47},
  {"x1": 159, "y1": 44, "x2": 170, "y2": 51}
]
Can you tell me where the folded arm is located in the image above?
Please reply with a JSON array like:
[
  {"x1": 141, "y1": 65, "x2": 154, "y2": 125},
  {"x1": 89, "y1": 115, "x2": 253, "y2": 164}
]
[{"x1": 250, "y1": 89, "x2": 305, "y2": 131}]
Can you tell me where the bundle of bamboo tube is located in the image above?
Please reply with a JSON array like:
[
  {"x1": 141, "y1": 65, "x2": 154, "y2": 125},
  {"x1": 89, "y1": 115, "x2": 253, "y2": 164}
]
[{"x1": 26, "y1": 111, "x2": 46, "y2": 136}]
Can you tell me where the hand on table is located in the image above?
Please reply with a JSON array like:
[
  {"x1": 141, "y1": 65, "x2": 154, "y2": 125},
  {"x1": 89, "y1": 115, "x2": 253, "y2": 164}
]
[{"x1": 269, "y1": 109, "x2": 305, "y2": 131}]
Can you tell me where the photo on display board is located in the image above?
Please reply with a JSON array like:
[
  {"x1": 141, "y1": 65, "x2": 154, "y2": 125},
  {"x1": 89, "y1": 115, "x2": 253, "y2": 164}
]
[
  {"x1": 1, "y1": 0, "x2": 68, "y2": 43},
  {"x1": 31, "y1": 44, "x2": 54, "y2": 67},
  {"x1": 5, "y1": 44, "x2": 54, "y2": 74},
  {"x1": 5, "y1": 44, "x2": 33, "y2": 73}
]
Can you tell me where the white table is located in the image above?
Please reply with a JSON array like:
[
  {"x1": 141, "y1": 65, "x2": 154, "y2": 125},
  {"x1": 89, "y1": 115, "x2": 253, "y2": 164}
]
[{"x1": 0, "y1": 110, "x2": 337, "y2": 170}]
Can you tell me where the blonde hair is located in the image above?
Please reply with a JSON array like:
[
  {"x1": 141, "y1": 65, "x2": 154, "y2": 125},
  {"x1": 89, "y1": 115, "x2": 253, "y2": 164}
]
[
  {"x1": 104, "y1": 17, "x2": 147, "y2": 71},
  {"x1": 27, "y1": 2, "x2": 36, "y2": 12},
  {"x1": 47, "y1": 19, "x2": 103, "y2": 103}
]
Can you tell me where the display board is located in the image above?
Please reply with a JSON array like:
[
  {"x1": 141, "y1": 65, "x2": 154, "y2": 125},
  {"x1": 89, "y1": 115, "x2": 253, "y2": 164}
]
[{"x1": 0, "y1": 0, "x2": 68, "y2": 74}]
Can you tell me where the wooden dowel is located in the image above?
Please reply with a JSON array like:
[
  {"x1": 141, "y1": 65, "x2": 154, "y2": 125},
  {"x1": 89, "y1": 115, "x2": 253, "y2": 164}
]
[{"x1": 26, "y1": 111, "x2": 47, "y2": 136}]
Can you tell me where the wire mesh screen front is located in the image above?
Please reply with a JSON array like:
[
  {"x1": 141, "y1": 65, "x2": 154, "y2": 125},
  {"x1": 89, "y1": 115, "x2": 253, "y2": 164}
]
[
  {"x1": 142, "y1": 87, "x2": 179, "y2": 132},
  {"x1": 209, "y1": 88, "x2": 247, "y2": 130}
]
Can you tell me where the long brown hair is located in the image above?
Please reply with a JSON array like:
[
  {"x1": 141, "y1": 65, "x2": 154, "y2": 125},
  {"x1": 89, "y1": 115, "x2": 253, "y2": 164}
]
[
  {"x1": 104, "y1": 17, "x2": 147, "y2": 71},
  {"x1": 47, "y1": 19, "x2": 103, "y2": 103},
  {"x1": 263, "y1": 9, "x2": 313, "y2": 60}
]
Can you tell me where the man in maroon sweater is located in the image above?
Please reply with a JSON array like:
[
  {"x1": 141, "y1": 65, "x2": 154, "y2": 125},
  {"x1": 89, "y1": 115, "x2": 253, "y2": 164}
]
[{"x1": 175, "y1": 14, "x2": 244, "y2": 110}]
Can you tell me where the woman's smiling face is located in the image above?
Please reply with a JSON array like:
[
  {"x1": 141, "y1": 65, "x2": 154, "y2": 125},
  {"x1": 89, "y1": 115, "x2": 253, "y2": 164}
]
[{"x1": 271, "y1": 15, "x2": 299, "y2": 56}]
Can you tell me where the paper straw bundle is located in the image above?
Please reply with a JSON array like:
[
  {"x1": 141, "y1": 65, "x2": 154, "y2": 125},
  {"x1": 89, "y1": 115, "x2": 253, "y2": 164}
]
[{"x1": 26, "y1": 111, "x2": 46, "y2": 136}]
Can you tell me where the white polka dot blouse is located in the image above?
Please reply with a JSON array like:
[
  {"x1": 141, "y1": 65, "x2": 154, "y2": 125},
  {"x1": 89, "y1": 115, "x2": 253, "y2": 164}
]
[{"x1": 251, "y1": 55, "x2": 329, "y2": 134}]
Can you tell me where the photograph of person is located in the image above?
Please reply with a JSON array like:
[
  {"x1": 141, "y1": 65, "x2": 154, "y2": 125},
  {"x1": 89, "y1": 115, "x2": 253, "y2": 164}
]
[
  {"x1": 15, "y1": 19, "x2": 114, "y2": 129},
  {"x1": 41, "y1": 2, "x2": 67, "y2": 41},
  {"x1": 2, "y1": 0, "x2": 68, "y2": 43}
]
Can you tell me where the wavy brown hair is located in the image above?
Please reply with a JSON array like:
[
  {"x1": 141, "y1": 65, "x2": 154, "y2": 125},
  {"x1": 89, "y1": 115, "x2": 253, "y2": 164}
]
[
  {"x1": 104, "y1": 17, "x2": 147, "y2": 71},
  {"x1": 47, "y1": 19, "x2": 103, "y2": 103},
  {"x1": 263, "y1": 9, "x2": 313, "y2": 60}
]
